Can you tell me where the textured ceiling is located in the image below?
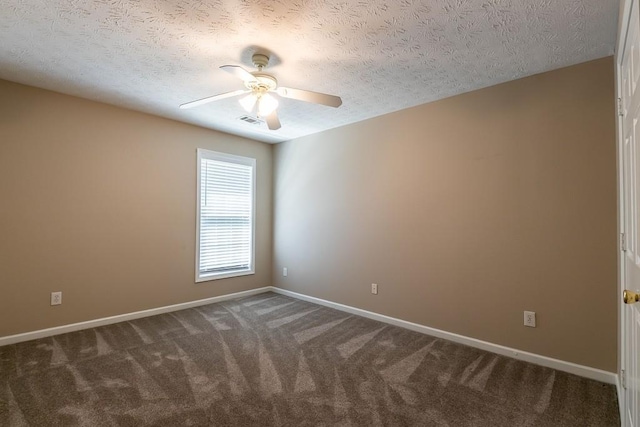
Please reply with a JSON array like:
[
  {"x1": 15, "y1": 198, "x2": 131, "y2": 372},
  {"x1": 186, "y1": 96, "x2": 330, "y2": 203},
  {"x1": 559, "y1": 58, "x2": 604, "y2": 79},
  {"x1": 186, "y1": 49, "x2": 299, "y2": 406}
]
[{"x1": 0, "y1": 0, "x2": 619, "y2": 143}]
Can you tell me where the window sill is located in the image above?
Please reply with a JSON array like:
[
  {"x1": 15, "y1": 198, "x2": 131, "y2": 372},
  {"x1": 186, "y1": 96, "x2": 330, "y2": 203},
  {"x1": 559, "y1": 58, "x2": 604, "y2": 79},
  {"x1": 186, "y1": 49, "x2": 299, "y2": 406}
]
[{"x1": 196, "y1": 269, "x2": 255, "y2": 283}]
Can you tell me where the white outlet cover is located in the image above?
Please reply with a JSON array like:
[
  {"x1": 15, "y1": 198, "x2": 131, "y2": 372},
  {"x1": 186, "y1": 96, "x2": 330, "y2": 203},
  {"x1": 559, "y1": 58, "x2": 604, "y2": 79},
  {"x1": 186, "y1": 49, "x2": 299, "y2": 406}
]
[
  {"x1": 283, "y1": 267, "x2": 288, "y2": 277},
  {"x1": 524, "y1": 311, "x2": 536, "y2": 328},
  {"x1": 51, "y1": 291, "x2": 62, "y2": 306}
]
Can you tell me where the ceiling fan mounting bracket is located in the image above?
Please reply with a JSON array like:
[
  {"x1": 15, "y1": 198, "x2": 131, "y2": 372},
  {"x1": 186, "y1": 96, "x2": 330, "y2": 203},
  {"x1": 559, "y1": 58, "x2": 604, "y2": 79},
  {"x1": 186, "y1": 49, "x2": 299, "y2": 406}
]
[{"x1": 252, "y1": 53, "x2": 270, "y2": 70}]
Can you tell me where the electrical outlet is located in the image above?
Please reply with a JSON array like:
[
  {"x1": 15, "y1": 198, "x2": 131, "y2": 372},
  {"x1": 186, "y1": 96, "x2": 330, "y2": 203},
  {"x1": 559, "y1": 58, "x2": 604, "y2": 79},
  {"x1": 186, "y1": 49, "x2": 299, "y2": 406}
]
[
  {"x1": 283, "y1": 267, "x2": 288, "y2": 277},
  {"x1": 524, "y1": 311, "x2": 536, "y2": 327},
  {"x1": 51, "y1": 291, "x2": 62, "y2": 306},
  {"x1": 371, "y1": 283, "x2": 378, "y2": 295}
]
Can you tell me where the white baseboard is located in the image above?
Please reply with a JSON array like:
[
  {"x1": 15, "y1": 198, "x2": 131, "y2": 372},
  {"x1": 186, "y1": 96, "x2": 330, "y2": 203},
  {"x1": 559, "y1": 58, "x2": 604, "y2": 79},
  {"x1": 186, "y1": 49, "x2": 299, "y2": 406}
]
[
  {"x1": 270, "y1": 287, "x2": 618, "y2": 385},
  {"x1": 0, "y1": 286, "x2": 272, "y2": 347},
  {"x1": 0, "y1": 284, "x2": 618, "y2": 386}
]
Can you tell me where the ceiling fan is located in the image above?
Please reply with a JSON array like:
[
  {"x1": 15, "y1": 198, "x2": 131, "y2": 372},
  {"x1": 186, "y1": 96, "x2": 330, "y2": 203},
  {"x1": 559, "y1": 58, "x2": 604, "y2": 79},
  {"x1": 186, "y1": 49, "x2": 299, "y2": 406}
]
[{"x1": 179, "y1": 53, "x2": 342, "y2": 130}]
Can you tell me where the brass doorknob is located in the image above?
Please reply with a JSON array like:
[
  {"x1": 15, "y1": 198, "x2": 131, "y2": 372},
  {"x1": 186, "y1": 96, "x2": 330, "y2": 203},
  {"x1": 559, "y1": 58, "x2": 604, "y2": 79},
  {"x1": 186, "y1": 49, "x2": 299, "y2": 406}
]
[{"x1": 624, "y1": 290, "x2": 639, "y2": 304}]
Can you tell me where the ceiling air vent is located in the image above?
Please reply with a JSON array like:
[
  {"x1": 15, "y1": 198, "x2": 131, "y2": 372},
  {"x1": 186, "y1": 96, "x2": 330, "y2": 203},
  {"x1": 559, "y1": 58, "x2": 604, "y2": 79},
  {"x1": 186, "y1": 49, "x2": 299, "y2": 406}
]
[{"x1": 238, "y1": 115, "x2": 264, "y2": 125}]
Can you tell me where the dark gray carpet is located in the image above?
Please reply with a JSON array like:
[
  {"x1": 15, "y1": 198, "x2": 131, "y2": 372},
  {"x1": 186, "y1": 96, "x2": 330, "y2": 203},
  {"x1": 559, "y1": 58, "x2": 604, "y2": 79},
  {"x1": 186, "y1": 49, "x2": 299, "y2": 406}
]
[{"x1": 0, "y1": 292, "x2": 619, "y2": 426}]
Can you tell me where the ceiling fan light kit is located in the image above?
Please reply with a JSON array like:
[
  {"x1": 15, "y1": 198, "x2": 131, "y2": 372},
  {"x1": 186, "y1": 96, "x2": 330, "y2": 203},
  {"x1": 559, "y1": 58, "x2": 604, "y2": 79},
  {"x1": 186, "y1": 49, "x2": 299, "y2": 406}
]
[
  {"x1": 239, "y1": 93, "x2": 257, "y2": 112},
  {"x1": 180, "y1": 53, "x2": 342, "y2": 131},
  {"x1": 257, "y1": 93, "x2": 278, "y2": 117}
]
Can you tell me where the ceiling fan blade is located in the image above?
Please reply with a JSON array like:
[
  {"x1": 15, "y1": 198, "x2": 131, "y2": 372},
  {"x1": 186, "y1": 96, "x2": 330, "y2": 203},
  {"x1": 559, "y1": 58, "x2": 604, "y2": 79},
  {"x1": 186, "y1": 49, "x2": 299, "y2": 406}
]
[
  {"x1": 277, "y1": 87, "x2": 342, "y2": 108},
  {"x1": 179, "y1": 90, "x2": 248, "y2": 109},
  {"x1": 266, "y1": 110, "x2": 281, "y2": 130},
  {"x1": 220, "y1": 65, "x2": 257, "y2": 83}
]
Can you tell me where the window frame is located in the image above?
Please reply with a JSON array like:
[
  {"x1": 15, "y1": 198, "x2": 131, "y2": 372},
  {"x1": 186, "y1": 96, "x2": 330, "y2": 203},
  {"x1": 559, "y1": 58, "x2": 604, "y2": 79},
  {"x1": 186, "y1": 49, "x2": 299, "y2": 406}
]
[{"x1": 195, "y1": 148, "x2": 256, "y2": 282}]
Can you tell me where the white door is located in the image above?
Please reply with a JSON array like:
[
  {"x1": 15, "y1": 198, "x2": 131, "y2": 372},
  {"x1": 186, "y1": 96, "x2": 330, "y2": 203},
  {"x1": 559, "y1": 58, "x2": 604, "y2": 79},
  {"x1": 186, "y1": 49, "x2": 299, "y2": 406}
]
[{"x1": 620, "y1": 1, "x2": 640, "y2": 426}]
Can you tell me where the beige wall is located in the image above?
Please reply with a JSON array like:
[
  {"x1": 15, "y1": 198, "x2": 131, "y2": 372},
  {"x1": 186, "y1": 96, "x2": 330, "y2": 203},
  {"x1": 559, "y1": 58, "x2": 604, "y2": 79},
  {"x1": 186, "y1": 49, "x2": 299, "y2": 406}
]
[
  {"x1": 273, "y1": 57, "x2": 618, "y2": 372},
  {"x1": 0, "y1": 57, "x2": 618, "y2": 372},
  {"x1": 0, "y1": 80, "x2": 273, "y2": 337}
]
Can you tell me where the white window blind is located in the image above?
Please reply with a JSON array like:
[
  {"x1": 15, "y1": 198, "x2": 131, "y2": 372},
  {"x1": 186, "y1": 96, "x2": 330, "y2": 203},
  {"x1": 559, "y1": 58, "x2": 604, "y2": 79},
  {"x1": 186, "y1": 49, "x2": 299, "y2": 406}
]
[{"x1": 196, "y1": 149, "x2": 255, "y2": 281}]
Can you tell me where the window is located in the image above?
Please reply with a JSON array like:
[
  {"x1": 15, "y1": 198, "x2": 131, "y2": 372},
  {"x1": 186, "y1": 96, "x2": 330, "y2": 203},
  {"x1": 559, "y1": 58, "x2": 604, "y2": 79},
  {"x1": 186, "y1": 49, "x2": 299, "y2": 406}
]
[{"x1": 196, "y1": 149, "x2": 256, "y2": 282}]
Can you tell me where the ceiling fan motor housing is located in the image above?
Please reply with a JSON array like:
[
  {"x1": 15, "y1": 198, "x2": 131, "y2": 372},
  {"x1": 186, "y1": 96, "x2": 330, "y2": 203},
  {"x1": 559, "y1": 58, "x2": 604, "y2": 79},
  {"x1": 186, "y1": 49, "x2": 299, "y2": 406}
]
[{"x1": 245, "y1": 73, "x2": 277, "y2": 94}]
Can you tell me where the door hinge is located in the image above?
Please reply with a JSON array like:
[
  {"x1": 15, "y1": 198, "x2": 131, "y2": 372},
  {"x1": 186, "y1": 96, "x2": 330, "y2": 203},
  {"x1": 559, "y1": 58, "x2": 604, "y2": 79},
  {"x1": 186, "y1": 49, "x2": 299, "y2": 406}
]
[
  {"x1": 618, "y1": 97, "x2": 624, "y2": 117},
  {"x1": 622, "y1": 369, "x2": 627, "y2": 389},
  {"x1": 622, "y1": 232, "x2": 627, "y2": 252}
]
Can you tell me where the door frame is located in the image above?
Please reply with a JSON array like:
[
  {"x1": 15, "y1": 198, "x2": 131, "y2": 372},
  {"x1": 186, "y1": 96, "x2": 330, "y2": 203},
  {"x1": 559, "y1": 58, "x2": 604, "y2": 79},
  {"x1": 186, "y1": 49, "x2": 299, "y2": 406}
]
[{"x1": 616, "y1": 0, "x2": 635, "y2": 424}]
